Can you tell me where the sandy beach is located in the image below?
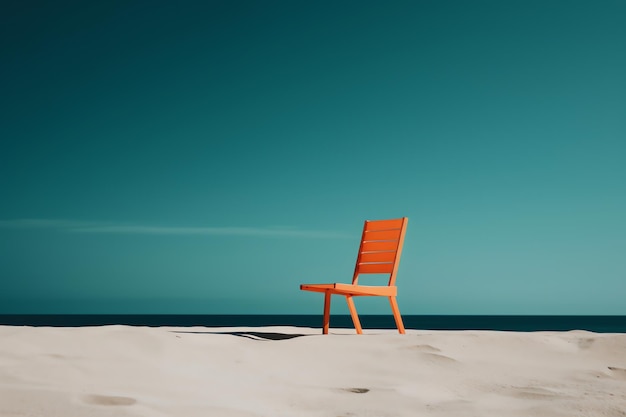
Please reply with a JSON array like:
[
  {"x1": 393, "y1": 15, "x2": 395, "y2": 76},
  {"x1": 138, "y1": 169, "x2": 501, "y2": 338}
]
[{"x1": 0, "y1": 325, "x2": 625, "y2": 417}]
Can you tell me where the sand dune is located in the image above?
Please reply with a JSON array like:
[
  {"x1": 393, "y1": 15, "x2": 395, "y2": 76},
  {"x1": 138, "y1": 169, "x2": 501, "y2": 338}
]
[{"x1": 1, "y1": 326, "x2": 625, "y2": 416}]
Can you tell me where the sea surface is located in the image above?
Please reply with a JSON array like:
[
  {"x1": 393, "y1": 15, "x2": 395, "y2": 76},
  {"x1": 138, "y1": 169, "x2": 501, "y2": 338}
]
[{"x1": 0, "y1": 315, "x2": 625, "y2": 333}]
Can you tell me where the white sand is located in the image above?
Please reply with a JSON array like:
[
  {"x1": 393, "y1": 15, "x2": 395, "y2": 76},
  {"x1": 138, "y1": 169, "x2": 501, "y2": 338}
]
[{"x1": 0, "y1": 326, "x2": 625, "y2": 417}]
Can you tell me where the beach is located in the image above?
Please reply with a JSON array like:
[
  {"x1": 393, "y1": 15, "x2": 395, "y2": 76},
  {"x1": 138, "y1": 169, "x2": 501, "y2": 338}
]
[{"x1": 1, "y1": 325, "x2": 625, "y2": 417}]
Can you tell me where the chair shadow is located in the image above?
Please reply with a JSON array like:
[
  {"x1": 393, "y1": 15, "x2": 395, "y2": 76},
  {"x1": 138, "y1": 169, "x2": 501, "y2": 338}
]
[{"x1": 171, "y1": 331, "x2": 310, "y2": 341}]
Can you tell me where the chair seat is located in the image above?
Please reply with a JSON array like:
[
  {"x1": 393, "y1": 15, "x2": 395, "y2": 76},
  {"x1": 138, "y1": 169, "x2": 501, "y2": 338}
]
[{"x1": 300, "y1": 283, "x2": 397, "y2": 297}]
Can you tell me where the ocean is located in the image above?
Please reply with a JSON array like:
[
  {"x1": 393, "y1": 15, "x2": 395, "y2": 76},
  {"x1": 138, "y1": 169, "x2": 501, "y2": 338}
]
[{"x1": 0, "y1": 315, "x2": 625, "y2": 333}]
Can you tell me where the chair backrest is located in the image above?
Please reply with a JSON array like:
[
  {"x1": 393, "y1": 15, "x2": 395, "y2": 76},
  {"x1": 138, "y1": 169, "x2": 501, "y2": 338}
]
[{"x1": 352, "y1": 217, "x2": 408, "y2": 286}]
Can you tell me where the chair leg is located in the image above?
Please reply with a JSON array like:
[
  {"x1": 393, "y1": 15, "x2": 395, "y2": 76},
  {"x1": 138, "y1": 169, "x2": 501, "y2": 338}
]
[
  {"x1": 389, "y1": 297, "x2": 405, "y2": 334},
  {"x1": 345, "y1": 296, "x2": 363, "y2": 335},
  {"x1": 323, "y1": 291, "x2": 331, "y2": 334}
]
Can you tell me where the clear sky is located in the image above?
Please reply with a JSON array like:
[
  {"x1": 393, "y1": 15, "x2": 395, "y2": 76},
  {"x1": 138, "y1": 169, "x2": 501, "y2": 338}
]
[{"x1": 1, "y1": 0, "x2": 625, "y2": 315}]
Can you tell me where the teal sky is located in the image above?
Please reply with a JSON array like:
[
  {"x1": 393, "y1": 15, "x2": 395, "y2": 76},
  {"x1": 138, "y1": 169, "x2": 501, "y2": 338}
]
[{"x1": 1, "y1": 0, "x2": 625, "y2": 315}]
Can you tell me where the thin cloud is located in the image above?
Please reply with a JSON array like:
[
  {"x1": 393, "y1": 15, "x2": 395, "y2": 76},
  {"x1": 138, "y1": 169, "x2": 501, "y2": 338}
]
[{"x1": 0, "y1": 219, "x2": 350, "y2": 239}]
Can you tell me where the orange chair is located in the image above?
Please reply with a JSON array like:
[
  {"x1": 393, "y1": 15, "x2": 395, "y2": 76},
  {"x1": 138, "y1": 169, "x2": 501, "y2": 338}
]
[{"x1": 300, "y1": 217, "x2": 408, "y2": 334}]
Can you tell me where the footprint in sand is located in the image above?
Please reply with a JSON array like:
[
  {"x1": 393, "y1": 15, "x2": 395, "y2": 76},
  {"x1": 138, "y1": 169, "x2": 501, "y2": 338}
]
[
  {"x1": 82, "y1": 394, "x2": 137, "y2": 406},
  {"x1": 608, "y1": 367, "x2": 626, "y2": 380},
  {"x1": 342, "y1": 388, "x2": 370, "y2": 394},
  {"x1": 578, "y1": 338, "x2": 596, "y2": 349}
]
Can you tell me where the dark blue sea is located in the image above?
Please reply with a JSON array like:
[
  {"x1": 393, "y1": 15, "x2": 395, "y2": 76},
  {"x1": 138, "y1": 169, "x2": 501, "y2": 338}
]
[{"x1": 0, "y1": 315, "x2": 625, "y2": 333}]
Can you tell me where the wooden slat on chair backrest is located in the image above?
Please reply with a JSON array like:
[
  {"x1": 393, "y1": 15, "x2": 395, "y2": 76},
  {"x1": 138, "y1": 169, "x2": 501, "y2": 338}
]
[{"x1": 352, "y1": 217, "x2": 407, "y2": 285}]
